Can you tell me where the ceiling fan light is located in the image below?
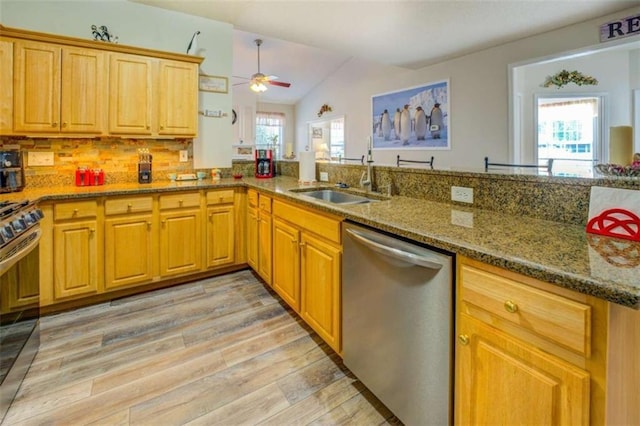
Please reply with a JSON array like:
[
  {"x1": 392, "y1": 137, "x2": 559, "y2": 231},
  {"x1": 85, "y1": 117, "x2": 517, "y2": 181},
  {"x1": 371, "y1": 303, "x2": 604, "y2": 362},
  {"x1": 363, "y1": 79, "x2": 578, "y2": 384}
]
[{"x1": 250, "y1": 81, "x2": 267, "y2": 92}]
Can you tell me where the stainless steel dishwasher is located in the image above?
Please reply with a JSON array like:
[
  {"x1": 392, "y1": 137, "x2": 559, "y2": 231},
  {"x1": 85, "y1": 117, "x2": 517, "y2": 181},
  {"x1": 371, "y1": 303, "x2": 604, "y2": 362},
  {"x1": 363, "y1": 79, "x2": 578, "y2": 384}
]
[{"x1": 342, "y1": 221, "x2": 453, "y2": 426}]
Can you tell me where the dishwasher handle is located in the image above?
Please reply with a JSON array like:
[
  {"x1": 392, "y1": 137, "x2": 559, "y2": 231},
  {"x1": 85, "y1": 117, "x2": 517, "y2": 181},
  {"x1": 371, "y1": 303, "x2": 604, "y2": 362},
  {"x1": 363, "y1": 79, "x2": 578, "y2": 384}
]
[{"x1": 345, "y1": 228, "x2": 443, "y2": 270}]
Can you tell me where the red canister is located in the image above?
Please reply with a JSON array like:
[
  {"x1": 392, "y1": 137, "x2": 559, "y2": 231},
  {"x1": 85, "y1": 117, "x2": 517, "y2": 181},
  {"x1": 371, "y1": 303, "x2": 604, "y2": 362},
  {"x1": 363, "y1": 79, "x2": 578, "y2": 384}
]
[
  {"x1": 75, "y1": 167, "x2": 89, "y2": 186},
  {"x1": 91, "y1": 168, "x2": 104, "y2": 186}
]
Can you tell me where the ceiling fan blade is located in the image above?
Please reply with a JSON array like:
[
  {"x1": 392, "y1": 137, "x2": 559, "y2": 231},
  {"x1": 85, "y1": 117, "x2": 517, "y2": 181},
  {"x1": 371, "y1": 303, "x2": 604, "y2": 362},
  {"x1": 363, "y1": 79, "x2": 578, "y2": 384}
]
[
  {"x1": 232, "y1": 81, "x2": 249, "y2": 86},
  {"x1": 232, "y1": 75, "x2": 251, "y2": 80},
  {"x1": 268, "y1": 80, "x2": 291, "y2": 88}
]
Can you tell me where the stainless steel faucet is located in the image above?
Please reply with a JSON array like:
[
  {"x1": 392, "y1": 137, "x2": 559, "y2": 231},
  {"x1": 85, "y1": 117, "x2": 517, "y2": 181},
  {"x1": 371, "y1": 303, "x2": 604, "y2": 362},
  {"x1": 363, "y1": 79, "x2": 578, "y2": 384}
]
[{"x1": 360, "y1": 161, "x2": 372, "y2": 192}]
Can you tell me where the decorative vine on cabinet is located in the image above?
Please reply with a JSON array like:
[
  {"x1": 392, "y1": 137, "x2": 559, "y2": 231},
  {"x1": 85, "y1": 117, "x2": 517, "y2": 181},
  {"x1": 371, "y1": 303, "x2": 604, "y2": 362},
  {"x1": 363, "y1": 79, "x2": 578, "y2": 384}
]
[{"x1": 0, "y1": 25, "x2": 203, "y2": 138}]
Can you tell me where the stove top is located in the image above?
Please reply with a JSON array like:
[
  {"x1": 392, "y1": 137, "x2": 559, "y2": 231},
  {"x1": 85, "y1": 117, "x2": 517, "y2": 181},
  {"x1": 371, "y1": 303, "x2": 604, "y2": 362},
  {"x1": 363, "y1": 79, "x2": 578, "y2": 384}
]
[{"x1": 0, "y1": 200, "x2": 43, "y2": 274}]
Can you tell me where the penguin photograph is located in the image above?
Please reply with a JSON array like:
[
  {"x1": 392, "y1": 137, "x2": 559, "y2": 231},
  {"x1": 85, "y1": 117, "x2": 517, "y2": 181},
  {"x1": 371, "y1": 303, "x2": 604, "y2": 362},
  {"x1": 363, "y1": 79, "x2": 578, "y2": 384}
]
[{"x1": 371, "y1": 80, "x2": 449, "y2": 150}]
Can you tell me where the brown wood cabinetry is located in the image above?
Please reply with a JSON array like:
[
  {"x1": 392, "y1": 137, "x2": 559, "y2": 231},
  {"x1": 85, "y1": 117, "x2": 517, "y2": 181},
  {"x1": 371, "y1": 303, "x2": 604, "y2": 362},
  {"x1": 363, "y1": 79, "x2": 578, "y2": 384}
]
[
  {"x1": 0, "y1": 39, "x2": 14, "y2": 133},
  {"x1": 108, "y1": 53, "x2": 153, "y2": 135},
  {"x1": 43, "y1": 200, "x2": 102, "y2": 301},
  {"x1": 13, "y1": 41, "x2": 105, "y2": 134},
  {"x1": 159, "y1": 192, "x2": 202, "y2": 277},
  {"x1": 247, "y1": 190, "x2": 272, "y2": 285},
  {"x1": 1, "y1": 25, "x2": 202, "y2": 137},
  {"x1": 271, "y1": 198, "x2": 342, "y2": 353},
  {"x1": 204, "y1": 189, "x2": 236, "y2": 269},
  {"x1": 104, "y1": 196, "x2": 154, "y2": 290},
  {"x1": 454, "y1": 256, "x2": 631, "y2": 426},
  {"x1": 158, "y1": 59, "x2": 198, "y2": 136}
]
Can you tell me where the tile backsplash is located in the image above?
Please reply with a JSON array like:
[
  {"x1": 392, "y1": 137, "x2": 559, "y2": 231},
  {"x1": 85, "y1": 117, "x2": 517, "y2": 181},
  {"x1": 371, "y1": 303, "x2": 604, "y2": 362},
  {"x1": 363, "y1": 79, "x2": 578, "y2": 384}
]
[{"x1": 1, "y1": 137, "x2": 197, "y2": 186}]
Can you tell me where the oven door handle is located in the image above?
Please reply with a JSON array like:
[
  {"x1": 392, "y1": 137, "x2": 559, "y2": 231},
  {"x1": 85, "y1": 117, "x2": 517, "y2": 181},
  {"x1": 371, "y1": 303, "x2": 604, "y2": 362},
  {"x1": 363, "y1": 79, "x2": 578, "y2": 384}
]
[
  {"x1": 0, "y1": 228, "x2": 42, "y2": 276},
  {"x1": 345, "y1": 228, "x2": 443, "y2": 270}
]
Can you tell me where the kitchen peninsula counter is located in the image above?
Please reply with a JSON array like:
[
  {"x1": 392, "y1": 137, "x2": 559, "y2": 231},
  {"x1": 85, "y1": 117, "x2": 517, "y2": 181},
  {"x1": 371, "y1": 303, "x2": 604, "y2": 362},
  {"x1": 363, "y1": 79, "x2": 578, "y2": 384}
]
[{"x1": 10, "y1": 176, "x2": 639, "y2": 309}]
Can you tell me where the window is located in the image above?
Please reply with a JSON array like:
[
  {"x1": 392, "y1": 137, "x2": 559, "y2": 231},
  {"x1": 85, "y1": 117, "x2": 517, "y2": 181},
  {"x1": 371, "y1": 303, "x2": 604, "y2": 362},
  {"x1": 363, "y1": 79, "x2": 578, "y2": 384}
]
[
  {"x1": 255, "y1": 112, "x2": 285, "y2": 158},
  {"x1": 329, "y1": 117, "x2": 345, "y2": 159},
  {"x1": 536, "y1": 96, "x2": 601, "y2": 177}
]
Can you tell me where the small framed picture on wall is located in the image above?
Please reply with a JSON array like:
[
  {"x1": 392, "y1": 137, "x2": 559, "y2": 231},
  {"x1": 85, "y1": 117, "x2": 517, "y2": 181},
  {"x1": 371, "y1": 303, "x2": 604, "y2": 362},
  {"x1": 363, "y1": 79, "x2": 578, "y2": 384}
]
[{"x1": 199, "y1": 74, "x2": 229, "y2": 94}]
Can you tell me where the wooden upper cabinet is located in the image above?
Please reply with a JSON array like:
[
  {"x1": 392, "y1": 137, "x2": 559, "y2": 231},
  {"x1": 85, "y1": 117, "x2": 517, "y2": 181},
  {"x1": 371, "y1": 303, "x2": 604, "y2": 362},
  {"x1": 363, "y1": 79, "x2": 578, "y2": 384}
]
[
  {"x1": 13, "y1": 40, "x2": 61, "y2": 132},
  {"x1": 109, "y1": 53, "x2": 154, "y2": 135},
  {"x1": 60, "y1": 47, "x2": 105, "y2": 133},
  {"x1": 158, "y1": 60, "x2": 198, "y2": 136},
  {"x1": 0, "y1": 39, "x2": 13, "y2": 134}
]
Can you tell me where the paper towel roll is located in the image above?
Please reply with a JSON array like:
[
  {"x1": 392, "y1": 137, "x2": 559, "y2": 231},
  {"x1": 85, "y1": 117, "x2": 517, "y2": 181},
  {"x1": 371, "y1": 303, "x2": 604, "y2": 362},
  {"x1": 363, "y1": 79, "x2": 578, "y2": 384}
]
[
  {"x1": 298, "y1": 151, "x2": 316, "y2": 184},
  {"x1": 609, "y1": 126, "x2": 633, "y2": 165}
]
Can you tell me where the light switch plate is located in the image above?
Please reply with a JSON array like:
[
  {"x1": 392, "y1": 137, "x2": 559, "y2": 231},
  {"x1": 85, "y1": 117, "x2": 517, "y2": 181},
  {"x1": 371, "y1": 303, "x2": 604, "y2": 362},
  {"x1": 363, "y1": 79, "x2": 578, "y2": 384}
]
[
  {"x1": 28, "y1": 151, "x2": 54, "y2": 166},
  {"x1": 320, "y1": 172, "x2": 329, "y2": 182},
  {"x1": 179, "y1": 150, "x2": 189, "y2": 162}
]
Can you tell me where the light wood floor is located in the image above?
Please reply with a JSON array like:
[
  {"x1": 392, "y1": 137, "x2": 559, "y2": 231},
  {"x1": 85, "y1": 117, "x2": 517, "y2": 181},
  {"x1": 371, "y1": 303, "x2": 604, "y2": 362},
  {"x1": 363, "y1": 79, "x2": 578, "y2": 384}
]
[{"x1": 4, "y1": 270, "x2": 400, "y2": 426}]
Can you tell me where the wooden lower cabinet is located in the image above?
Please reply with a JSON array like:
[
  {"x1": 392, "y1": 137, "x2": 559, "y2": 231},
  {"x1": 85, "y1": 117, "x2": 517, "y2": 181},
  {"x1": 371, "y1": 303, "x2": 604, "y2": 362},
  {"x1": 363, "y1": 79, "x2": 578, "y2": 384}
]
[
  {"x1": 456, "y1": 313, "x2": 590, "y2": 425},
  {"x1": 300, "y1": 232, "x2": 341, "y2": 353},
  {"x1": 205, "y1": 205, "x2": 235, "y2": 268},
  {"x1": 270, "y1": 198, "x2": 342, "y2": 353},
  {"x1": 159, "y1": 208, "x2": 202, "y2": 277},
  {"x1": 104, "y1": 214, "x2": 154, "y2": 290},
  {"x1": 272, "y1": 217, "x2": 301, "y2": 310},
  {"x1": 257, "y1": 210, "x2": 272, "y2": 284},
  {"x1": 0, "y1": 247, "x2": 39, "y2": 313},
  {"x1": 246, "y1": 205, "x2": 259, "y2": 271},
  {"x1": 53, "y1": 220, "x2": 100, "y2": 299}
]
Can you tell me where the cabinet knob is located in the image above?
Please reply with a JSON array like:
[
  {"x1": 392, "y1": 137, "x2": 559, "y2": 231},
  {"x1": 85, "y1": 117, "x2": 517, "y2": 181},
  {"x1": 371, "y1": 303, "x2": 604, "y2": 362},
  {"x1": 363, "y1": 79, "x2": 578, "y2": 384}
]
[
  {"x1": 504, "y1": 300, "x2": 519, "y2": 314},
  {"x1": 73, "y1": 209, "x2": 78, "y2": 215},
  {"x1": 146, "y1": 125, "x2": 150, "y2": 130},
  {"x1": 89, "y1": 228, "x2": 95, "y2": 233},
  {"x1": 299, "y1": 242, "x2": 306, "y2": 247},
  {"x1": 209, "y1": 213, "x2": 213, "y2": 218},
  {"x1": 127, "y1": 203, "x2": 133, "y2": 209},
  {"x1": 458, "y1": 334, "x2": 470, "y2": 346},
  {"x1": 219, "y1": 197, "x2": 223, "y2": 203},
  {"x1": 147, "y1": 221, "x2": 152, "y2": 228},
  {"x1": 161, "y1": 220, "x2": 166, "y2": 225},
  {"x1": 179, "y1": 200, "x2": 183, "y2": 205},
  {"x1": 62, "y1": 122, "x2": 67, "y2": 128},
  {"x1": 160, "y1": 125, "x2": 164, "y2": 130},
  {"x1": 52, "y1": 122, "x2": 57, "y2": 127},
  {"x1": 292, "y1": 240, "x2": 298, "y2": 245}
]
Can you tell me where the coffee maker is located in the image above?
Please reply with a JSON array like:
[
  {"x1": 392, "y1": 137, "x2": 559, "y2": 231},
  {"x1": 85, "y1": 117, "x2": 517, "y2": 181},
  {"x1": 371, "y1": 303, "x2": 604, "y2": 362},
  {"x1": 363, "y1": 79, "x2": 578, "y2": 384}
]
[
  {"x1": 0, "y1": 149, "x2": 25, "y2": 193},
  {"x1": 255, "y1": 149, "x2": 274, "y2": 178}
]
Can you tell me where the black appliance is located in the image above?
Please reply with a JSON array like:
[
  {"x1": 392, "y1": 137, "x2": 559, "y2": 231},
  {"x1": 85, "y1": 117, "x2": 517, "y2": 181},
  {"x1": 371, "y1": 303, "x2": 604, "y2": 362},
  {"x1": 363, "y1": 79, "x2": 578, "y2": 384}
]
[
  {"x1": 0, "y1": 150, "x2": 25, "y2": 193},
  {"x1": 255, "y1": 149, "x2": 274, "y2": 178},
  {"x1": 0, "y1": 199, "x2": 43, "y2": 422}
]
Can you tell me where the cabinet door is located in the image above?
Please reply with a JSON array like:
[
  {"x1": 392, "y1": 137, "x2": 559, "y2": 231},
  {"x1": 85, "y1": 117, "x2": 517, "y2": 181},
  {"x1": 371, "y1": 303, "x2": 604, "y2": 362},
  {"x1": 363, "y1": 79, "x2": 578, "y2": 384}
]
[
  {"x1": 53, "y1": 220, "x2": 99, "y2": 299},
  {"x1": 159, "y1": 208, "x2": 202, "y2": 276},
  {"x1": 257, "y1": 210, "x2": 272, "y2": 285},
  {"x1": 0, "y1": 39, "x2": 13, "y2": 134},
  {"x1": 206, "y1": 205, "x2": 235, "y2": 268},
  {"x1": 455, "y1": 313, "x2": 590, "y2": 426},
  {"x1": 0, "y1": 247, "x2": 39, "y2": 313},
  {"x1": 158, "y1": 60, "x2": 198, "y2": 136},
  {"x1": 301, "y1": 233, "x2": 341, "y2": 353},
  {"x1": 272, "y1": 218, "x2": 301, "y2": 311},
  {"x1": 61, "y1": 47, "x2": 105, "y2": 133},
  {"x1": 14, "y1": 40, "x2": 61, "y2": 132},
  {"x1": 247, "y1": 206, "x2": 259, "y2": 271},
  {"x1": 109, "y1": 53, "x2": 153, "y2": 134},
  {"x1": 105, "y1": 214, "x2": 154, "y2": 290}
]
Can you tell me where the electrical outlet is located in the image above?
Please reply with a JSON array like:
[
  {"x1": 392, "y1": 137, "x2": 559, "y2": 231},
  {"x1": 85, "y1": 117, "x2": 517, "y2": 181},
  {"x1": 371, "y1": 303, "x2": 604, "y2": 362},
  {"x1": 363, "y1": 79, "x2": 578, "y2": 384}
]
[
  {"x1": 451, "y1": 210, "x2": 474, "y2": 228},
  {"x1": 319, "y1": 172, "x2": 329, "y2": 182},
  {"x1": 451, "y1": 186, "x2": 473, "y2": 203},
  {"x1": 179, "y1": 150, "x2": 189, "y2": 162}
]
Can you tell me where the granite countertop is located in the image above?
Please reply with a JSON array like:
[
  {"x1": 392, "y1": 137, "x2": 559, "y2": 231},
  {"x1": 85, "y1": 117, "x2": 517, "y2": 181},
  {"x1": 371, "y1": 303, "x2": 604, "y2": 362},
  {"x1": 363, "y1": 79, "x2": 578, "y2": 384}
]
[{"x1": 7, "y1": 176, "x2": 639, "y2": 309}]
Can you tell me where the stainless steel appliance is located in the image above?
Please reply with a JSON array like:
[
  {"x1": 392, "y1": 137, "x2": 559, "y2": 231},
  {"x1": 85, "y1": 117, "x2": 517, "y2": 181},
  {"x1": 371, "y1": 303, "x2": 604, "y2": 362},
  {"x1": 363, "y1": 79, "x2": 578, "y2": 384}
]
[
  {"x1": 0, "y1": 149, "x2": 25, "y2": 193},
  {"x1": 342, "y1": 222, "x2": 453, "y2": 426},
  {"x1": 0, "y1": 200, "x2": 43, "y2": 422}
]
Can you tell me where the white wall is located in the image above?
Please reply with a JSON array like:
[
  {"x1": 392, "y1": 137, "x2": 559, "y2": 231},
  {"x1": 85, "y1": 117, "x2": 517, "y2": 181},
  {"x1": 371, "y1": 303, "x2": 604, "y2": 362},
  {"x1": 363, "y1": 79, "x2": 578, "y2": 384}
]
[
  {"x1": 1, "y1": 0, "x2": 234, "y2": 168},
  {"x1": 295, "y1": 6, "x2": 640, "y2": 169}
]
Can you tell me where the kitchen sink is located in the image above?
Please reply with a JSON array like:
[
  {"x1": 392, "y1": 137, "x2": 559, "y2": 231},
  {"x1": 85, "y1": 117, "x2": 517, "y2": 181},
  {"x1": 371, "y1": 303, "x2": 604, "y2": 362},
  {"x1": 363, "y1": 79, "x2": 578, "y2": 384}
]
[{"x1": 292, "y1": 189, "x2": 380, "y2": 205}]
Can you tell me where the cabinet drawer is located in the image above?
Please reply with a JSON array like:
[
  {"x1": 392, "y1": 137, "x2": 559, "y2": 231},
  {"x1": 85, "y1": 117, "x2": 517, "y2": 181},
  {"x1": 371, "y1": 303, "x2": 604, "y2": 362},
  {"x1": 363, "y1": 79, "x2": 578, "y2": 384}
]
[
  {"x1": 105, "y1": 196, "x2": 153, "y2": 215},
  {"x1": 248, "y1": 190, "x2": 258, "y2": 207},
  {"x1": 460, "y1": 263, "x2": 591, "y2": 355},
  {"x1": 206, "y1": 189, "x2": 235, "y2": 205},
  {"x1": 159, "y1": 192, "x2": 200, "y2": 210},
  {"x1": 258, "y1": 194, "x2": 272, "y2": 213},
  {"x1": 273, "y1": 200, "x2": 341, "y2": 244},
  {"x1": 54, "y1": 200, "x2": 98, "y2": 220}
]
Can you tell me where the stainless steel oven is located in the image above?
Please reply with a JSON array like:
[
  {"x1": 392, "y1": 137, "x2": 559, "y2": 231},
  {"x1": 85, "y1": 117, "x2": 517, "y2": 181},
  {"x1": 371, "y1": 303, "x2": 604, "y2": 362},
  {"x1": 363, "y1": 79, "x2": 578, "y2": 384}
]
[{"x1": 0, "y1": 200, "x2": 43, "y2": 422}]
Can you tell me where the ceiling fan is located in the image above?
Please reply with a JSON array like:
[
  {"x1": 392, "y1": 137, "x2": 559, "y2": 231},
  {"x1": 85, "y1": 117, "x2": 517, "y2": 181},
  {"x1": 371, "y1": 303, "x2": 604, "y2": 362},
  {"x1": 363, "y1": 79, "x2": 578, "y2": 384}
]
[{"x1": 234, "y1": 39, "x2": 291, "y2": 92}]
